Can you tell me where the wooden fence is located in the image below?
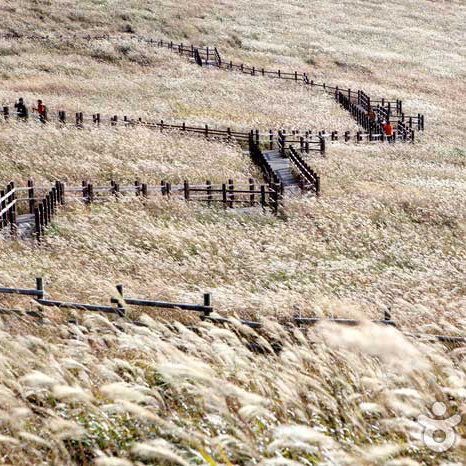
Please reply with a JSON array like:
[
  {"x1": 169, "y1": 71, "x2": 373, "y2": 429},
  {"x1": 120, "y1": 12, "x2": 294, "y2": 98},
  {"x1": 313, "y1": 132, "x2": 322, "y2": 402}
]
[
  {"x1": 287, "y1": 146, "x2": 321, "y2": 193},
  {"x1": 336, "y1": 91, "x2": 415, "y2": 142},
  {"x1": 3, "y1": 97, "x2": 422, "y2": 146},
  {"x1": 0, "y1": 178, "x2": 282, "y2": 240},
  {"x1": 0, "y1": 277, "x2": 463, "y2": 346},
  {"x1": 181, "y1": 43, "x2": 425, "y2": 136},
  {"x1": 1, "y1": 104, "x2": 335, "y2": 149},
  {"x1": 277, "y1": 131, "x2": 325, "y2": 156},
  {"x1": 0, "y1": 32, "x2": 425, "y2": 137},
  {"x1": 0, "y1": 182, "x2": 16, "y2": 232},
  {"x1": 76, "y1": 178, "x2": 281, "y2": 213},
  {"x1": 0, "y1": 180, "x2": 65, "y2": 238},
  {"x1": 2, "y1": 102, "x2": 418, "y2": 145}
]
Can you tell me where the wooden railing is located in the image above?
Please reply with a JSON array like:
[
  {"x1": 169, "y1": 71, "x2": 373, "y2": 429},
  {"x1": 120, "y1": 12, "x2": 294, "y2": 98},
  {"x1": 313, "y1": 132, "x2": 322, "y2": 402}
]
[
  {"x1": 277, "y1": 132, "x2": 325, "y2": 155},
  {"x1": 1, "y1": 178, "x2": 282, "y2": 240},
  {"x1": 1, "y1": 102, "x2": 410, "y2": 147},
  {"x1": 0, "y1": 182, "x2": 17, "y2": 232},
  {"x1": 0, "y1": 32, "x2": 425, "y2": 137},
  {"x1": 287, "y1": 146, "x2": 320, "y2": 194},
  {"x1": 1, "y1": 277, "x2": 463, "y2": 347},
  {"x1": 248, "y1": 137, "x2": 283, "y2": 189}
]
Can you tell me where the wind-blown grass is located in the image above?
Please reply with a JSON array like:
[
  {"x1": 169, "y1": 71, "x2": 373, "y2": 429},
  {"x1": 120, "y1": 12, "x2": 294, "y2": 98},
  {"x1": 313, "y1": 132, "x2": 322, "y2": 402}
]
[{"x1": 0, "y1": 0, "x2": 465, "y2": 463}]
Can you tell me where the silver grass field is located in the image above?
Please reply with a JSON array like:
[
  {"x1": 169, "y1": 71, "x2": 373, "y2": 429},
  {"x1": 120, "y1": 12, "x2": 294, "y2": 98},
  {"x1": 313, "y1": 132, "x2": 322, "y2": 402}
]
[{"x1": 0, "y1": 0, "x2": 465, "y2": 464}]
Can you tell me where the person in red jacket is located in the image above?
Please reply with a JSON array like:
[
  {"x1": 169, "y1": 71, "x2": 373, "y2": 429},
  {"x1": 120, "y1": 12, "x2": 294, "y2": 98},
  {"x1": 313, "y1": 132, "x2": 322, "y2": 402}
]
[
  {"x1": 383, "y1": 121, "x2": 394, "y2": 142},
  {"x1": 33, "y1": 99, "x2": 47, "y2": 123}
]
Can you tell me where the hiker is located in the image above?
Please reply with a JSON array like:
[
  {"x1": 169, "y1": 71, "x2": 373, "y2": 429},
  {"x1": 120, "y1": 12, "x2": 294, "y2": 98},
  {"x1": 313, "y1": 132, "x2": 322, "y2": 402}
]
[
  {"x1": 383, "y1": 120, "x2": 394, "y2": 142},
  {"x1": 33, "y1": 99, "x2": 47, "y2": 123},
  {"x1": 14, "y1": 97, "x2": 28, "y2": 120}
]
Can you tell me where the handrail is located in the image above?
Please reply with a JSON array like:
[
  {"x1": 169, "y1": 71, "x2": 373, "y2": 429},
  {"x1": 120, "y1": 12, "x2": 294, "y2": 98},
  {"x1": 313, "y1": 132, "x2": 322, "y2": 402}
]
[
  {"x1": 0, "y1": 199, "x2": 16, "y2": 217},
  {"x1": 288, "y1": 146, "x2": 320, "y2": 194},
  {"x1": 0, "y1": 187, "x2": 16, "y2": 204}
]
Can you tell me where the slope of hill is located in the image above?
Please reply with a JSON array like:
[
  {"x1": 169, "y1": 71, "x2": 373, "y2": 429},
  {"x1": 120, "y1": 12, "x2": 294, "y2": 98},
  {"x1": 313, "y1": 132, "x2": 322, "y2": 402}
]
[{"x1": 0, "y1": 0, "x2": 464, "y2": 464}]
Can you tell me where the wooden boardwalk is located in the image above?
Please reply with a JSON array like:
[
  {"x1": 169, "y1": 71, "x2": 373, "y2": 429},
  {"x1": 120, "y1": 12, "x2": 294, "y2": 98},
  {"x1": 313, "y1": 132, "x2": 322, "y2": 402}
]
[{"x1": 262, "y1": 149, "x2": 301, "y2": 190}]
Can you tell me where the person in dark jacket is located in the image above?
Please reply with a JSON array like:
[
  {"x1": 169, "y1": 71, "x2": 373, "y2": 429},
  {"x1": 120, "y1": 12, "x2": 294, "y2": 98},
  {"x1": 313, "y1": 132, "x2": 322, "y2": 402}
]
[{"x1": 14, "y1": 97, "x2": 28, "y2": 120}]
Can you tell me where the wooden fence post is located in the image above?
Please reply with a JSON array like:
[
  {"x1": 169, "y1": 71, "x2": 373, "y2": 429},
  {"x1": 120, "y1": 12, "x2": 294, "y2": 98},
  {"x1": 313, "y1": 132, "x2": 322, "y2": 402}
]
[
  {"x1": 50, "y1": 188, "x2": 56, "y2": 215},
  {"x1": 280, "y1": 133, "x2": 286, "y2": 157},
  {"x1": 206, "y1": 180, "x2": 212, "y2": 206},
  {"x1": 203, "y1": 292, "x2": 212, "y2": 314},
  {"x1": 34, "y1": 207, "x2": 41, "y2": 240},
  {"x1": 184, "y1": 180, "x2": 190, "y2": 200},
  {"x1": 58, "y1": 181, "x2": 65, "y2": 205},
  {"x1": 228, "y1": 179, "x2": 234, "y2": 208},
  {"x1": 45, "y1": 194, "x2": 51, "y2": 223},
  {"x1": 319, "y1": 137, "x2": 325, "y2": 155},
  {"x1": 249, "y1": 178, "x2": 255, "y2": 206},
  {"x1": 27, "y1": 179, "x2": 35, "y2": 214},
  {"x1": 260, "y1": 185, "x2": 266, "y2": 209},
  {"x1": 82, "y1": 181, "x2": 88, "y2": 204},
  {"x1": 222, "y1": 183, "x2": 227, "y2": 208},
  {"x1": 87, "y1": 183, "x2": 94, "y2": 203},
  {"x1": 9, "y1": 182, "x2": 17, "y2": 232},
  {"x1": 0, "y1": 190, "x2": 5, "y2": 228},
  {"x1": 42, "y1": 197, "x2": 48, "y2": 227},
  {"x1": 38, "y1": 204, "x2": 45, "y2": 236},
  {"x1": 141, "y1": 183, "x2": 148, "y2": 197},
  {"x1": 3, "y1": 106, "x2": 9, "y2": 120},
  {"x1": 271, "y1": 184, "x2": 279, "y2": 215}
]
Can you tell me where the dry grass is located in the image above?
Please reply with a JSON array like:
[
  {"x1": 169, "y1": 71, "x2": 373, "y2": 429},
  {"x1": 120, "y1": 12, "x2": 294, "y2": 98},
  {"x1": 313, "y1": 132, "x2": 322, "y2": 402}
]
[
  {"x1": 0, "y1": 122, "x2": 257, "y2": 185},
  {"x1": 0, "y1": 0, "x2": 465, "y2": 464}
]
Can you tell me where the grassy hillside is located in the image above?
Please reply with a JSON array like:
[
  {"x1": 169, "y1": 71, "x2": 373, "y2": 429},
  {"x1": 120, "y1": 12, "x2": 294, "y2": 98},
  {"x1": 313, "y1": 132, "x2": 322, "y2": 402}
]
[{"x1": 0, "y1": 0, "x2": 465, "y2": 464}]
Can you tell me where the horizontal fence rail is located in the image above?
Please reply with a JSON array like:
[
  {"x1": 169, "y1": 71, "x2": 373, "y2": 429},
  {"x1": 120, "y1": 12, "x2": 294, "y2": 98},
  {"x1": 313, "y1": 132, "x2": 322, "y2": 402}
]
[
  {"x1": 0, "y1": 278, "x2": 462, "y2": 347},
  {"x1": 111, "y1": 284, "x2": 213, "y2": 314}
]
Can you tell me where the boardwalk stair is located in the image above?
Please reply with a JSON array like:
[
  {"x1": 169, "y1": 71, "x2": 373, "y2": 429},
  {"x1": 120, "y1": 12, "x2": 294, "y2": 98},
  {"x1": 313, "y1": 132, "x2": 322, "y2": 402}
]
[{"x1": 262, "y1": 149, "x2": 300, "y2": 192}]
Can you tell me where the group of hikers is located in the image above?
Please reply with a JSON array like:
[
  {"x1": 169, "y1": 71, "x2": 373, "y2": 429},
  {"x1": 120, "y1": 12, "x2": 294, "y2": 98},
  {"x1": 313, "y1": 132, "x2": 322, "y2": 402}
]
[
  {"x1": 368, "y1": 107, "x2": 394, "y2": 141},
  {"x1": 13, "y1": 97, "x2": 47, "y2": 123}
]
